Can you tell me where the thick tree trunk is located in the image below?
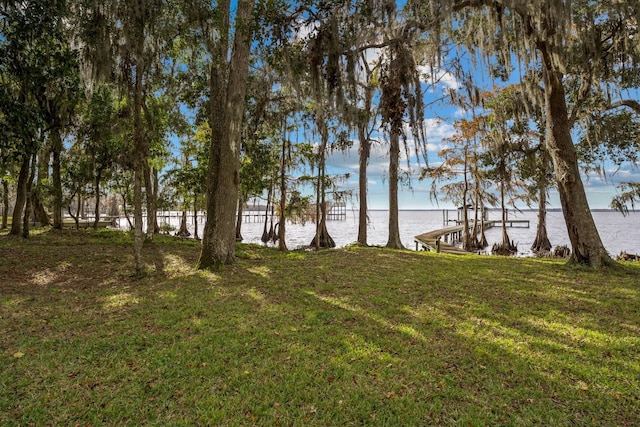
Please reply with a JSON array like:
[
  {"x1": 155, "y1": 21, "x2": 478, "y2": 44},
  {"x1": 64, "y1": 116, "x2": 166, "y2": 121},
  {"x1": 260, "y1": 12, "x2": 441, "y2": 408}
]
[
  {"x1": 532, "y1": 180, "x2": 552, "y2": 253},
  {"x1": 80, "y1": 197, "x2": 86, "y2": 219},
  {"x1": 311, "y1": 215, "x2": 336, "y2": 248},
  {"x1": 1, "y1": 179, "x2": 9, "y2": 229},
  {"x1": 176, "y1": 207, "x2": 190, "y2": 237},
  {"x1": 357, "y1": 125, "x2": 370, "y2": 246},
  {"x1": 311, "y1": 126, "x2": 335, "y2": 250},
  {"x1": 9, "y1": 154, "x2": 30, "y2": 236},
  {"x1": 133, "y1": 67, "x2": 146, "y2": 276},
  {"x1": 31, "y1": 191, "x2": 50, "y2": 226},
  {"x1": 51, "y1": 128, "x2": 63, "y2": 230},
  {"x1": 386, "y1": 132, "x2": 404, "y2": 249},
  {"x1": 198, "y1": 0, "x2": 255, "y2": 269},
  {"x1": 311, "y1": 152, "x2": 335, "y2": 249},
  {"x1": 540, "y1": 54, "x2": 613, "y2": 267}
]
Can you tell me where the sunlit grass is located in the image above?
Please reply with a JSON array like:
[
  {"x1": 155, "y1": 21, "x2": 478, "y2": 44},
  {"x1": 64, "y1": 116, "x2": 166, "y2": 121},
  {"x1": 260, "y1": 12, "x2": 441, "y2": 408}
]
[
  {"x1": 1, "y1": 229, "x2": 639, "y2": 425},
  {"x1": 103, "y1": 292, "x2": 141, "y2": 308}
]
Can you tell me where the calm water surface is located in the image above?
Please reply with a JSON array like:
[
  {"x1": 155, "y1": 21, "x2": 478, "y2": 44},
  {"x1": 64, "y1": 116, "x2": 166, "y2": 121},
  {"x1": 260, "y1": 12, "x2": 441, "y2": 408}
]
[{"x1": 151, "y1": 209, "x2": 640, "y2": 257}]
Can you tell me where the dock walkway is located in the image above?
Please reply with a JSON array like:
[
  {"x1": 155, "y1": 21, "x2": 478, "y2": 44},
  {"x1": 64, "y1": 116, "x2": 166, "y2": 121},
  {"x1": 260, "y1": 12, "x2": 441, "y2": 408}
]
[
  {"x1": 414, "y1": 223, "x2": 474, "y2": 254},
  {"x1": 414, "y1": 218, "x2": 530, "y2": 254}
]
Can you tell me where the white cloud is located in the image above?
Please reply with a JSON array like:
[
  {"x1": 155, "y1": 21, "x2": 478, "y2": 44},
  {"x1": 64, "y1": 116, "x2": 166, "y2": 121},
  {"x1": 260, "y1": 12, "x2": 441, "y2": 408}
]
[
  {"x1": 424, "y1": 118, "x2": 455, "y2": 142},
  {"x1": 418, "y1": 65, "x2": 461, "y2": 91}
]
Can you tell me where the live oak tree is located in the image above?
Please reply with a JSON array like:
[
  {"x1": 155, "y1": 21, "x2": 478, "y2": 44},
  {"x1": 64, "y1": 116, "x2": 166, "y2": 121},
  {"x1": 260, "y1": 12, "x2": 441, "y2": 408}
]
[
  {"x1": 195, "y1": 0, "x2": 256, "y2": 269},
  {"x1": 1, "y1": 1, "x2": 52, "y2": 237},
  {"x1": 405, "y1": 0, "x2": 639, "y2": 267},
  {"x1": 76, "y1": 84, "x2": 123, "y2": 229},
  {"x1": 2, "y1": 0, "x2": 83, "y2": 234},
  {"x1": 77, "y1": 0, "x2": 174, "y2": 274}
]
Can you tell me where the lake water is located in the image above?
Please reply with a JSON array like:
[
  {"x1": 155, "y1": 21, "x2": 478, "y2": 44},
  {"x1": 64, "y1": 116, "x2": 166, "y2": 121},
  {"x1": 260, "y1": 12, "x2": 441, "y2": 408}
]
[{"x1": 149, "y1": 209, "x2": 640, "y2": 257}]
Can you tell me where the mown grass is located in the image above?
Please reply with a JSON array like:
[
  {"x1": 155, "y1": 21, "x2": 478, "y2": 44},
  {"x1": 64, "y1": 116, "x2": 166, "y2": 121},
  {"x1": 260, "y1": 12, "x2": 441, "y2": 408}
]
[{"x1": 1, "y1": 228, "x2": 639, "y2": 426}]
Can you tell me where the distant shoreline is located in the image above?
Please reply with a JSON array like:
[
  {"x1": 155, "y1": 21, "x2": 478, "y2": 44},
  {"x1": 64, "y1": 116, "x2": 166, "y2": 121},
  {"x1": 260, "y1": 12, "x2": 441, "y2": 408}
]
[
  {"x1": 362, "y1": 208, "x2": 626, "y2": 213},
  {"x1": 240, "y1": 207, "x2": 630, "y2": 213}
]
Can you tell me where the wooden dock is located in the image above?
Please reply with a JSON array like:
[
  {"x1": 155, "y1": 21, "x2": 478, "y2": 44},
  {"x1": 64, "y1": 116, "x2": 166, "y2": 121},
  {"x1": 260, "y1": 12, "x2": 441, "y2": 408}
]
[
  {"x1": 447, "y1": 219, "x2": 530, "y2": 228},
  {"x1": 414, "y1": 217, "x2": 530, "y2": 254},
  {"x1": 414, "y1": 223, "x2": 475, "y2": 254},
  {"x1": 62, "y1": 217, "x2": 118, "y2": 228}
]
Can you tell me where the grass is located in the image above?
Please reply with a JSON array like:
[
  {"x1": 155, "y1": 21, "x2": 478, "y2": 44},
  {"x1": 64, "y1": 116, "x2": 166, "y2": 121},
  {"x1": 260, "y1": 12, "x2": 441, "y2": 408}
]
[{"x1": 1, "y1": 227, "x2": 639, "y2": 426}]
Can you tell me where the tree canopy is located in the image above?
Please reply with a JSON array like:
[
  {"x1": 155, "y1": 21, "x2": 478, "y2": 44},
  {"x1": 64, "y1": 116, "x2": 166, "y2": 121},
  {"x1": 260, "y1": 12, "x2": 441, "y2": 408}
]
[{"x1": 1, "y1": 0, "x2": 639, "y2": 269}]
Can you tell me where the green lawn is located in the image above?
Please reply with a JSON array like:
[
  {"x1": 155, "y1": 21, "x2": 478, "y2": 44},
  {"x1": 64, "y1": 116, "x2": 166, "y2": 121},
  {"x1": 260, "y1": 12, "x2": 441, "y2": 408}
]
[{"x1": 1, "y1": 228, "x2": 639, "y2": 426}]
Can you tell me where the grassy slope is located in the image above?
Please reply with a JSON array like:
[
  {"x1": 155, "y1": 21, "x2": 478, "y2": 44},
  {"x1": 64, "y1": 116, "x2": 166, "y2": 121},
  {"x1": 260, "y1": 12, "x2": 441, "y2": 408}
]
[{"x1": 1, "y1": 229, "x2": 639, "y2": 426}]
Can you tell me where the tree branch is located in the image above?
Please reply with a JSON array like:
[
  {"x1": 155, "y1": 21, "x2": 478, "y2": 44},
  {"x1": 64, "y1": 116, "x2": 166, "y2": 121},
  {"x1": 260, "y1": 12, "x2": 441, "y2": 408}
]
[{"x1": 608, "y1": 99, "x2": 640, "y2": 115}]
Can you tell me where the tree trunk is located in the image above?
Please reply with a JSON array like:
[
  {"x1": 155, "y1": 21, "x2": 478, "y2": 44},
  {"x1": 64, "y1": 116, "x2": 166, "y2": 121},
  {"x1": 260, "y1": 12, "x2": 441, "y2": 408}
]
[
  {"x1": 314, "y1": 161, "x2": 321, "y2": 250},
  {"x1": 144, "y1": 163, "x2": 158, "y2": 239},
  {"x1": 1, "y1": 179, "x2": 9, "y2": 229},
  {"x1": 310, "y1": 205, "x2": 336, "y2": 248},
  {"x1": 51, "y1": 128, "x2": 63, "y2": 229},
  {"x1": 357, "y1": 125, "x2": 370, "y2": 246},
  {"x1": 133, "y1": 66, "x2": 145, "y2": 276},
  {"x1": 31, "y1": 192, "x2": 50, "y2": 226},
  {"x1": 68, "y1": 202, "x2": 79, "y2": 230},
  {"x1": 122, "y1": 193, "x2": 133, "y2": 230},
  {"x1": 32, "y1": 148, "x2": 50, "y2": 226},
  {"x1": 540, "y1": 48, "x2": 613, "y2": 267},
  {"x1": 531, "y1": 179, "x2": 552, "y2": 253},
  {"x1": 133, "y1": 163, "x2": 144, "y2": 274},
  {"x1": 478, "y1": 203, "x2": 488, "y2": 248},
  {"x1": 311, "y1": 124, "x2": 335, "y2": 250},
  {"x1": 80, "y1": 196, "x2": 86, "y2": 219},
  {"x1": 235, "y1": 197, "x2": 244, "y2": 242},
  {"x1": 261, "y1": 185, "x2": 272, "y2": 243},
  {"x1": 93, "y1": 171, "x2": 102, "y2": 229},
  {"x1": 22, "y1": 153, "x2": 37, "y2": 238},
  {"x1": 386, "y1": 132, "x2": 404, "y2": 249},
  {"x1": 277, "y1": 130, "x2": 288, "y2": 251},
  {"x1": 9, "y1": 154, "x2": 30, "y2": 236},
  {"x1": 193, "y1": 194, "x2": 199, "y2": 240},
  {"x1": 311, "y1": 147, "x2": 335, "y2": 249},
  {"x1": 462, "y1": 150, "x2": 470, "y2": 250},
  {"x1": 492, "y1": 172, "x2": 516, "y2": 255},
  {"x1": 357, "y1": 79, "x2": 375, "y2": 246},
  {"x1": 176, "y1": 207, "x2": 190, "y2": 237},
  {"x1": 198, "y1": 0, "x2": 255, "y2": 269},
  {"x1": 500, "y1": 181, "x2": 510, "y2": 247}
]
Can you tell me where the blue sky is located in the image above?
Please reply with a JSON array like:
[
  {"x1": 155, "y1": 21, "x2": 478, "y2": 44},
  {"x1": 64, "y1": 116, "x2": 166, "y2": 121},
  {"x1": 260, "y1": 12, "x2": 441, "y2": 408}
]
[
  {"x1": 239, "y1": 0, "x2": 640, "y2": 211},
  {"x1": 319, "y1": 53, "x2": 640, "y2": 212},
  {"x1": 319, "y1": 85, "x2": 640, "y2": 211}
]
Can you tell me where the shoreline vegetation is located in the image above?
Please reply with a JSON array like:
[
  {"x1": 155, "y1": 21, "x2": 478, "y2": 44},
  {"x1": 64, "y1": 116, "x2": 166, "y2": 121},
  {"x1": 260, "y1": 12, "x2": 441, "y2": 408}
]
[{"x1": 2, "y1": 228, "x2": 639, "y2": 425}]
